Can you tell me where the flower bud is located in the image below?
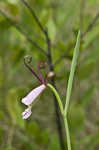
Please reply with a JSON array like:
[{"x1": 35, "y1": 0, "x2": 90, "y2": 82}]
[{"x1": 47, "y1": 72, "x2": 55, "y2": 78}]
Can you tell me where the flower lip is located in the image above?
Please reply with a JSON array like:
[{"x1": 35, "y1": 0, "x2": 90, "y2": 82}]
[
  {"x1": 22, "y1": 84, "x2": 46, "y2": 106},
  {"x1": 22, "y1": 107, "x2": 32, "y2": 119}
]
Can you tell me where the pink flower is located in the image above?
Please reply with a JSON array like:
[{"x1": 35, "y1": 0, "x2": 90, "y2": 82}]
[
  {"x1": 22, "y1": 84, "x2": 46, "y2": 105},
  {"x1": 21, "y1": 84, "x2": 46, "y2": 119}
]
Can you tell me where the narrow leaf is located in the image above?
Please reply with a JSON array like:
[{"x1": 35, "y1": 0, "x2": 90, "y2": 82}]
[{"x1": 64, "y1": 31, "x2": 81, "y2": 116}]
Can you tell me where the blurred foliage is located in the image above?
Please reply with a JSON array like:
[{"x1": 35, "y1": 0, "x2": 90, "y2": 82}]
[{"x1": 0, "y1": 0, "x2": 99, "y2": 150}]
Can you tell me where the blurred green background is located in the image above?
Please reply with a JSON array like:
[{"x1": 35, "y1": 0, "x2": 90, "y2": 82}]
[{"x1": 0, "y1": 0, "x2": 99, "y2": 150}]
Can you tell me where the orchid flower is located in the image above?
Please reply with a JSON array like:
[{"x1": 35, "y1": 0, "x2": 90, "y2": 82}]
[
  {"x1": 22, "y1": 84, "x2": 46, "y2": 106},
  {"x1": 21, "y1": 56, "x2": 50, "y2": 119},
  {"x1": 22, "y1": 84, "x2": 46, "y2": 119}
]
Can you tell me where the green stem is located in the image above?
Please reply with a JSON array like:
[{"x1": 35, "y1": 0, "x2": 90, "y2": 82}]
[
  {"x1": 47, "y1": 83, "x2": 64, "y2": 115},
  {"x1": 47, "y1": 83, "x2": 71, "y2": 150},
  {"x1": 64, "y1": 117, "x2": 71, "y2": 150},
  {"x1": 64, "y1": 31, "x2": 81, "y2": 117},
  {"x1": 47, "y1": 31, "x2": 81, "y2": 150}
]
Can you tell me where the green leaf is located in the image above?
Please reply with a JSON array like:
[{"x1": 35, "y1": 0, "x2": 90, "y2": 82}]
[
  {"x1": 64, "y1": 31, "x2": 81, "y2": 116},
  {"x1": 40, "y1": 9, "x2": 50, "y2": 26},
  {"x1": 47, "y1": 17, "x2": 56, "y2": 40}
]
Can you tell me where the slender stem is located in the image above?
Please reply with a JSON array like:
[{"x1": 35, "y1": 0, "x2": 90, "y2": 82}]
[
  {"x1": 47, "y1": 83, "x2": 71, "y2": 150},
  {"x1": 52, "y1": 44, "x2": 75, "y2": 67},
  {"x1": 64, "y1": 117, "x2": 71, "y2": 150},
  {"x1": 82, "y1": 12, "x2": 99, "y2": 38},
  {"x1": 22, "y1": 0, "x2": 47, "y2": 34},
  {"x1": 24, "y1": 58, "x2": 43, "y2": 84},
  {"x1": 47, "y1": 83, "x2": 64, "y2": 116},
  {"x1": 47, "y1": 53, "x2": 65, "y2": 149},
  {"x1": 47, "y1": 33, "x2": 80, "y2": 150},
  {"x1": 64, "y1": 31, "x2": 81, "y2": 117},
  {"x1": 45, "y1": 18, "x2": 65, "y2": 150},
  {"x1": 37, "y1": 62, "x2": 46, "y2": 84}
]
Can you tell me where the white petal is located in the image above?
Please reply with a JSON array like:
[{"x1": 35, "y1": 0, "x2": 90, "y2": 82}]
[{"x1": 21, "y1": 84, "x2": 46, "y2": 105}]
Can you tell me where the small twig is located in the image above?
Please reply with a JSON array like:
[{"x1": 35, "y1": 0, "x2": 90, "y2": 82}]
[
  {"x1": 22, "y1": 0, "x2": 62, "y2": 55},
  {"x1": 22, "y1": 22, "x2": 46, "y2": 42},
  {"x1": 53, "y1": 12, "x2": 99, "y2": 67},
  {"x1": 52, "y1": 44, "x2": 75, "y2": 67},
  {"x1": 24, "y1": 56, "x2": 44, "y2": 84},
  {"x1": 0, "y1": 9, "x2": 47, "y2": 56},
  {"x1": 22, "y1": 0, "x2": 47, "y2": 35},
  {"x1": 82, "y1": 12, "x2": 99, "y2": 38},
  {"x1": 46, "y1": 30, "x2": 65, "y2": 150}
]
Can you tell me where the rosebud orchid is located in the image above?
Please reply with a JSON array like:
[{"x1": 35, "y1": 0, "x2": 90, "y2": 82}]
[{"x1": 21, "y1": 56, "x2": 49, "y2": 119}]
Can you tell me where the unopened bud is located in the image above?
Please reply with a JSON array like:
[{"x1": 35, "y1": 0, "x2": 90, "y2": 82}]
[{"x1": 47, "y1": 72, "x2": 55, "y2": 78}]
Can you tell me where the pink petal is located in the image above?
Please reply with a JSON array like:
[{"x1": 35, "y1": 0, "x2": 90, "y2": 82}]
[
  {"x1": 22, "y1": 107, "x2": 32, "y2": 119},
  {"x1": 22, "y1": 84, "x2": 46, "y2": 105}
]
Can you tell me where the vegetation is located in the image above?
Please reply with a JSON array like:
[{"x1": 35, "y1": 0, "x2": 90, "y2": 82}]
[{"x1": 0, "y1": 0, "x2": 99, "y2": 150}]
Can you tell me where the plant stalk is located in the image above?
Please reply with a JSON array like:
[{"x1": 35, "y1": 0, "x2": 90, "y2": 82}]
[{"x1": 48, "y1": 31, "x2": 81, "y2": 150}]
